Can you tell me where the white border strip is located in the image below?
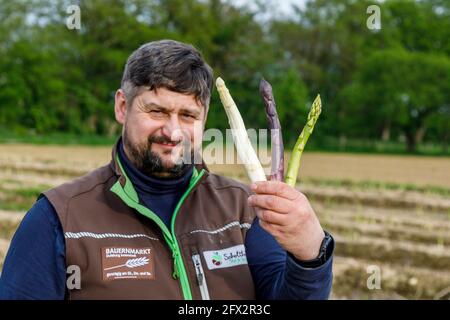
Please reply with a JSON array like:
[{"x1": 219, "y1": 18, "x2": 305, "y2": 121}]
[
  {"x1": 65, "y1": 231, "x2": 159, "y2": 241},
  {"x1": 190, "y1": 221, "x2": 252, "y2": 235}
]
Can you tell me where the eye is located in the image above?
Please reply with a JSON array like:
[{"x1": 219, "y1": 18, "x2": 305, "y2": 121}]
[
  {"x1": 182, "y1": 114, "x2": 195, "y2": 119},
  {"x1": 150, "y1": 110, "x2": 165, "y2": 117}
]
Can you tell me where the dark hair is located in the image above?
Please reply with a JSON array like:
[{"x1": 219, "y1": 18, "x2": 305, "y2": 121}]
[{"x1": 121, "y1": 39, "x2": 213, "y2": 110}]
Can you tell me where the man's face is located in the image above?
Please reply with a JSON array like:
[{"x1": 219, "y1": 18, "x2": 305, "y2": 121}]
[{"x1": 115, "y1": 87, "x2": 205, "y2": 178}]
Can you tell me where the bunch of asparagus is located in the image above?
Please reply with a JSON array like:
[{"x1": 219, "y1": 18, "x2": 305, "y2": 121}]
[{"x1": 215, "y1": 77, "x2": 322, "y2": 186}]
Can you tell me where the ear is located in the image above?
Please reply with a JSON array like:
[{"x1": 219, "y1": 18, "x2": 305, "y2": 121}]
[{"x1": 114, "y1": 89, "x2": 128, "y2": 124}]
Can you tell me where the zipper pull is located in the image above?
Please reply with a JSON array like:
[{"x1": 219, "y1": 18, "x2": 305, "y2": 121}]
[
  {"x1": 192, "y1": 254, "x2": 210, "y2": 300},
  {"x1": 193, "y1": 256, "x2": 204, "y2": 285},
  {"x1": 172, "y1": 250, "x2": 180, "y2": 279}
]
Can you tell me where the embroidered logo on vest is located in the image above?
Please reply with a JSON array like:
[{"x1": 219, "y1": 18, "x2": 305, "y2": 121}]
[
  {"x1": 101, "y1": 247, "x2": 155, "y2": 281},
  {"x1": 203, "y1": 244, "x2": 248, "y2": 270}
]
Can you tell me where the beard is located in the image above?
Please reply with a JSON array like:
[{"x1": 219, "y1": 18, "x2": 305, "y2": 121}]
[{"x1": 123, "y1": 132, "x2": 195, "y2": 179}]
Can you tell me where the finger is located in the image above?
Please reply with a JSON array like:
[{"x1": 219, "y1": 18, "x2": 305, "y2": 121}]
[
  {"x1": 256, "y1": 209, "x2": 290, "y2": 226},
  {"x1": 258, "y1": 218, "x2": 279, "y2": 235},
  {"x1": 248, "y1": 194, "x2": 292, "y2": 214},
  {"x1": 251, "y1": 181, "x2": 299, "y2": 200}
]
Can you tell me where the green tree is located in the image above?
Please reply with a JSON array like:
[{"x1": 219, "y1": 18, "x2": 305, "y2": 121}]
[{"x1": 347, "y1": 49, "x2": 450, "y2": 152}]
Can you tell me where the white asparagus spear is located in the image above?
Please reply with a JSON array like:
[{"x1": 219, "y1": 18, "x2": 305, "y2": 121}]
[{"x1": 216, "y1": 77, "x2": 267, "y2": 182}]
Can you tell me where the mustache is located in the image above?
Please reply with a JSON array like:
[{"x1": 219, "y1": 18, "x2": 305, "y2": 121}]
[{"x1": 148, "y1": 135, "x2": 182, "y2": 145}]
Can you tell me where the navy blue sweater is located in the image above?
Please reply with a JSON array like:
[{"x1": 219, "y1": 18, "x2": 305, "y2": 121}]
[{"x1": 0, "y1": 144, "x2": 333, "y2": 300}]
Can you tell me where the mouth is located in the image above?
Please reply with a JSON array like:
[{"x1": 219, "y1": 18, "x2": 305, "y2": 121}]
[{"x1": 154, "y1": 142, "x2": 179, "y2": 148}]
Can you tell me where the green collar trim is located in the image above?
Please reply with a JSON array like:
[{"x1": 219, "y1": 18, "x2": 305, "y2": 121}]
[
  {"x1": 114, "y1": 153, "x2": 139, "y2": 202},
  {"x1": 114, "y1": 153, "x2": 199, "y2": 202}
]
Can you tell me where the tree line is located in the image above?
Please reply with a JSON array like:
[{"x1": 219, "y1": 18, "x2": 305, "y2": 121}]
[{"x1": 0, "y1": 0, "x2": 448, "y2": 153}]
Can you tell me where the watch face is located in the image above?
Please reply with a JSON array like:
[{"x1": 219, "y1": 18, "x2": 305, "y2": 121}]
[{"x1": 323, "y1": 233, "x2": 334, "y2": 260}]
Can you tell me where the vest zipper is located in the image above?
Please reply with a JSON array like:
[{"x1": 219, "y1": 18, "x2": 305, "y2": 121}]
[
  {"x1": 110, "y1": 154, "x2": 206, "y2": 300},
  {"x1": 192, "y1": 254, "x2": 210, "y2": 300},
  {"x1": 170, "y1": 169, "x2": 206, "y2": 298}
]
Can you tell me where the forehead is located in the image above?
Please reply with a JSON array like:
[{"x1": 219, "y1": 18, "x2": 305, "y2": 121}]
[{"x1": 137, "y1": 87, "x2": 203, "y2": 111}]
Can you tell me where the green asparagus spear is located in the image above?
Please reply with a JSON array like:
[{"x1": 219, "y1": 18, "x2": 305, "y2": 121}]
[{"x1": 285, "y1": 94, "x2": 322, "y2": 187}]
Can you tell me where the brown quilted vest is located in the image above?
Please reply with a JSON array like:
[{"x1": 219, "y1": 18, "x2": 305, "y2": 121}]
[{"x1": 43, "y1": 141, "x2": 257, "y2": 300}]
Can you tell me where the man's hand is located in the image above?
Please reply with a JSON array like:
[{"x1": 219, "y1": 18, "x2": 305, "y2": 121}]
[{"x1": 247, "y1": 181, "x2": 325, "y2": 261}]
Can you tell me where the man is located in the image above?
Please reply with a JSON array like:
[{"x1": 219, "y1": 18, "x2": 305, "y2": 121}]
[{"x1": 0, "y1": 40, "x2": 334, "y2": 300}]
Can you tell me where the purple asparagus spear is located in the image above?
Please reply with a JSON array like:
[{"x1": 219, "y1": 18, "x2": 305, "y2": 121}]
[{"x1": 259, "y1": 78, "x2": 285, "y2": 181}]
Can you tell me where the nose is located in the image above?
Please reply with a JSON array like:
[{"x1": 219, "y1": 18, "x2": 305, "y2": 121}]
[{"x1": 161, "y1": 114, "x2": 184, "y2": 142}]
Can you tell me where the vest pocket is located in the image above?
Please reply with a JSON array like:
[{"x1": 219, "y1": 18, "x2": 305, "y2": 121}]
[{"x1": 191, "y1": 253, "x2": 210, "y2": 300}]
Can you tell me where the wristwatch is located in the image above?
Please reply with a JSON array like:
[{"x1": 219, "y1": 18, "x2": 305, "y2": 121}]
[{"x1": 295, "y1": 231, "x2": 334, "y2": 268}]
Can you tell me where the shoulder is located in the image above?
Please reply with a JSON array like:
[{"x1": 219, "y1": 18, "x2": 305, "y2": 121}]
[
  {"x1": 13, "y1": 196, "x2": 59, "y2": 231},
  {"x1": 8, "y1": 196, "x2": 61, "y2": 248},
  {"x1": 44, "y1": 164, "x2": 114, "y2": 200},
  {"x1": 42, "y1": 164, "x2": 116, "y2": 223}
]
